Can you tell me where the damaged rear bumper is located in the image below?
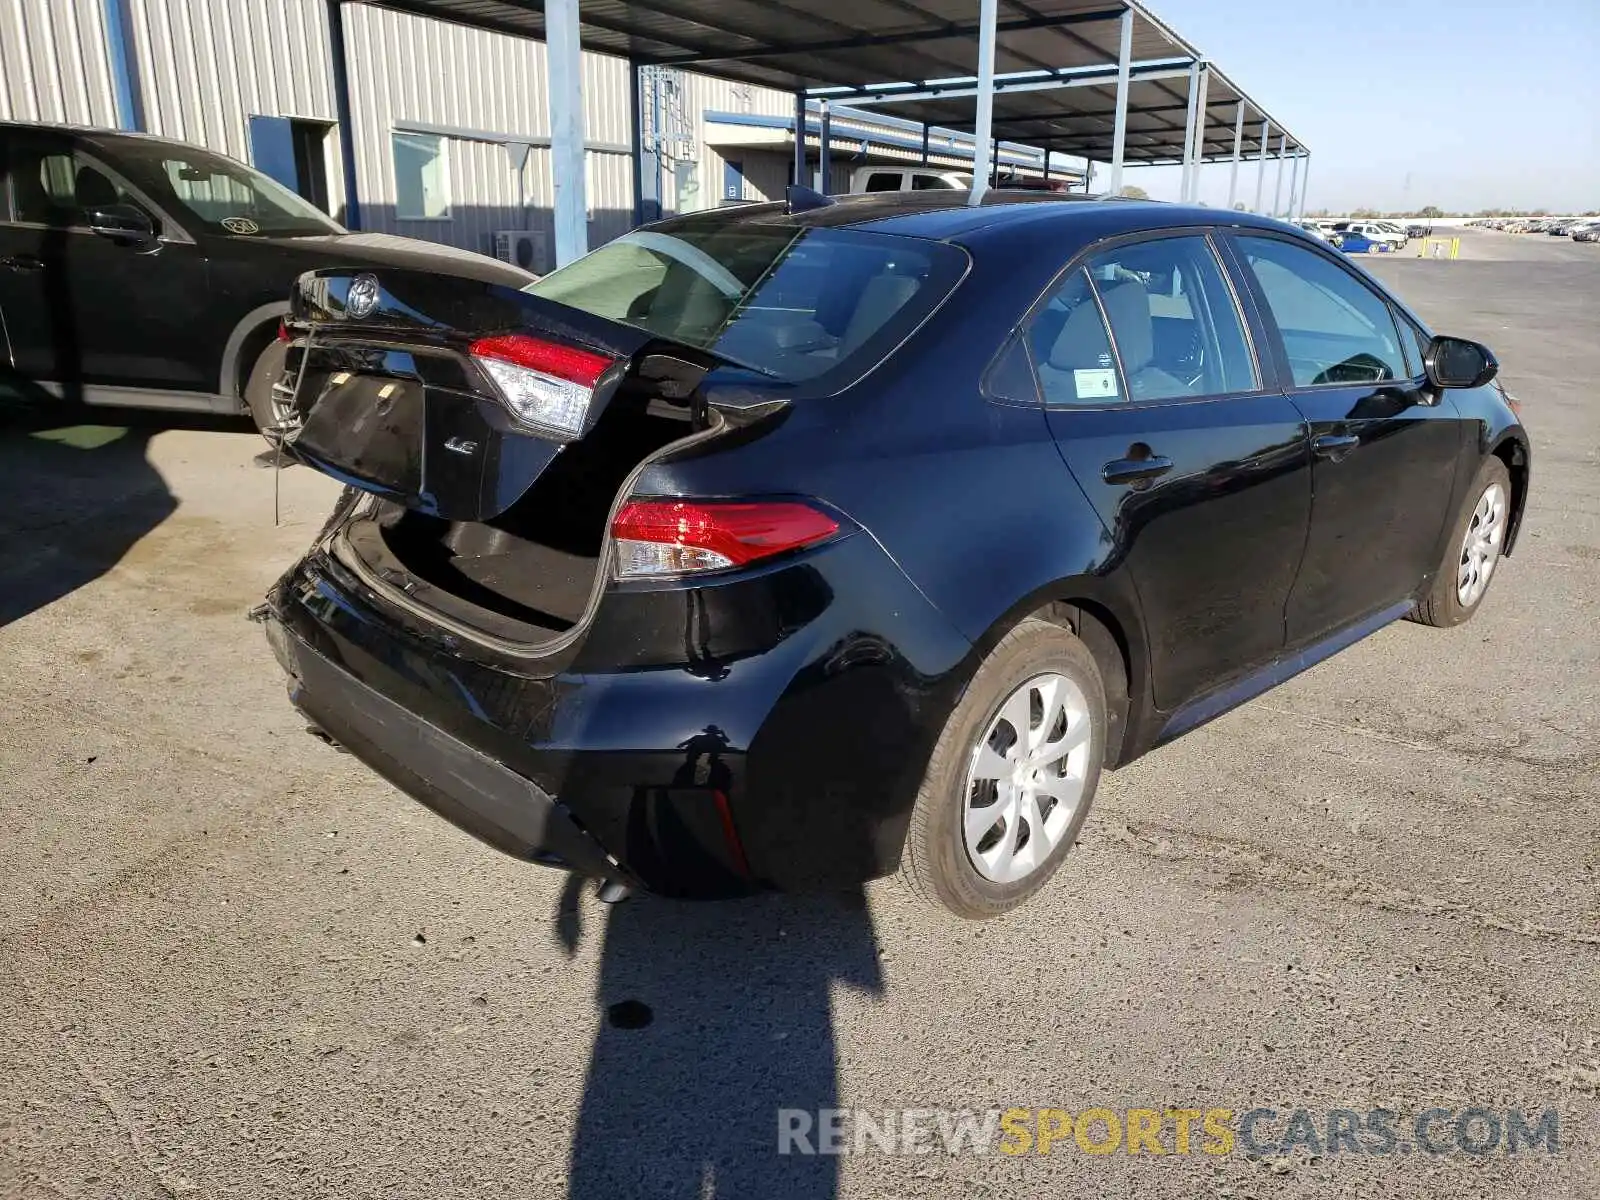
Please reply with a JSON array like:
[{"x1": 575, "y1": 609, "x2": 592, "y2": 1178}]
[{"x1": 263, "y1": 609, "x2": 629, "y2": 884}]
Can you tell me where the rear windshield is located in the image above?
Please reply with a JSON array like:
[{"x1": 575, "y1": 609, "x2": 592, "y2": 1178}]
[{"x1": 523, "y1": 223, "x2": 967, "y2": 386}]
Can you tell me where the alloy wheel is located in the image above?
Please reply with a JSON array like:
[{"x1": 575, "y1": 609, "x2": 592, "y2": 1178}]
[
  {"x1": 963, "y1": 673, "x2": 1093, "y2": 884},
  {"x1": 1457, "y1": 481, "x2": 1506, "y2": 608}
]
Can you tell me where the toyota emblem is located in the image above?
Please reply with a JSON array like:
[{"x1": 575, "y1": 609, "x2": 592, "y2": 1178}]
[{"x1": 346, "y1": 274, "x2": 381, "y2": 320}]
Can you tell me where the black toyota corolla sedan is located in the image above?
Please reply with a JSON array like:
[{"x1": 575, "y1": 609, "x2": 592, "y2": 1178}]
[{"x1": 253, "y1": 191, "x2": 1529, "y2": 918}]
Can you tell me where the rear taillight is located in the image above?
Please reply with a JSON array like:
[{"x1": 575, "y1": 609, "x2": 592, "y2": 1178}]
[
  {"x1": 276, "y1": 318, "x2": 291, "y2": 342},
  {"x1": 611, "y1": 500, "x2": 840, "y2": 578},
  {"x1": 469, "y1": 333, "x2": 617, "y2": 440}
]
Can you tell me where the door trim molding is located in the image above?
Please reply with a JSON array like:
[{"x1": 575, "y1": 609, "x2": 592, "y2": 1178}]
[{"x1": 1154, "y1": 597, "x2": 1415, "y2": 746}]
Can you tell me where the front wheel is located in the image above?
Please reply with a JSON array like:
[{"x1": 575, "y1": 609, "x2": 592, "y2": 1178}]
[
  {"x1": 1410, "y1": 457, "x2": 1511, "y2": 627},
  {"x1": 898, "y1": 618, "x2": 1106, "y2": 919}
]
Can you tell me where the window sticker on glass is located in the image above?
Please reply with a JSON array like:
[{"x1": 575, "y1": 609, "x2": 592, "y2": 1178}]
[
  {"x1": 220, "y1": 216, "x2": 261, "y2": 234},
  {"x1": 1073, "y1": 368, "x2": 1119, "y2": 398}
]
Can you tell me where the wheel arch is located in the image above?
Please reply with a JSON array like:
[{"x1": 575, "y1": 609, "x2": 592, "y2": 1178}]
[
  {"x1": 967, "y1": 576, "x2": 1151, "y2": 770},
  {"x1": 219, "y1": 301, "x2": 290, "y2": 404},
  {"x1": 1488, "y1": 428, "x2": 1531, "y2": 555}
]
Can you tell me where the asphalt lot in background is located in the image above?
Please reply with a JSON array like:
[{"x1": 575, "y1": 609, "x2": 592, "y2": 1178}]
[{"x1": 2, "y1": 227, "x2": 1597, "y2": 1199}]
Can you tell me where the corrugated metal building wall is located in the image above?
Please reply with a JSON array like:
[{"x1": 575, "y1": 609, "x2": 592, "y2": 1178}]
[
  {"x1": 0, "y1": 0, "x2": 120, "y2": 126},
  {"x1": 664, "y1": 71, "x2": 791, "y2": 207},
  {"x1": 2, "y1": 1, "x2": 1058, "y2": 269},
  {"x1": 123, "y1": 0, "x2": 345, "y2": 215},
  {"x1": 341, "y1": 2, "x2": 638, "y2": 270}
]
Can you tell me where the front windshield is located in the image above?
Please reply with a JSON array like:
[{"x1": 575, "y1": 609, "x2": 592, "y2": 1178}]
[
  {"x1": 110, "y1": 141, "x2": 344, "y2": 237},
  {"x1": 524, "y1": 222, "x2": 967, "y2": 386}
]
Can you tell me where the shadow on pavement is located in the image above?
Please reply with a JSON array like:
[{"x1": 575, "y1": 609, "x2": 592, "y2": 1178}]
[
  {"x1": 560, "y1": 879, "x2": 884, "y2": 1199},
  {"x1": 0, "y1": 387, "x2": 208, "y2": 627}
]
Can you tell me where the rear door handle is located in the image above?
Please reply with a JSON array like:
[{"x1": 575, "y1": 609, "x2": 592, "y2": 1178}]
[
  {"x1": 1312, "y1": 433, "x2": 1361, "y2": 461},
  {"x1": 1, "y1": 255, "x2": 45, "y2": 272},
  {"x1": 1102, "y1": 455, "x2": 1174, "y2": 485}
]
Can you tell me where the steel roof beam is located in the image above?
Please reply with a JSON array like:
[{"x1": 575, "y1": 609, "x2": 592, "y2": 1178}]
[
  {"x1": 643, "y1": 7, "x2": 1129, "y2": 69},
  {"x1": 819, "y1": 59, "x2": 1192, "y2": 106}
]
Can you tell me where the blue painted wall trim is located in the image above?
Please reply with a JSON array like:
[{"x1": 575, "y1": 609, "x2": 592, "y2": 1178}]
[
  {"x1": 102, "y1": 0, "x2": 145, "y2": 130},
  {"x1": 324, "y1": 0, "x2": 363, "y2": 230}
]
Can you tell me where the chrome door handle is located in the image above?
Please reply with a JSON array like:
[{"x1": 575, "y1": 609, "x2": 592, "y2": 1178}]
[
  {"x1": 1102, "y1": 455, "x2": 1174, "y2": 485},
  {"x1": 1312, "y1": 433, "x2": 1361, "y2": 461}
]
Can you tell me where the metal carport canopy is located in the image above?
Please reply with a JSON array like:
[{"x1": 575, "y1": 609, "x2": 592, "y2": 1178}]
[{"x1": 363, "y1": 0, "x2": 1308, "y2": 259}]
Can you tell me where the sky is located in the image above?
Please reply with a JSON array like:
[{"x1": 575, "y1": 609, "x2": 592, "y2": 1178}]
[{"x1": 1110, "y1": 0, "x2": 1600, "y2": 213}]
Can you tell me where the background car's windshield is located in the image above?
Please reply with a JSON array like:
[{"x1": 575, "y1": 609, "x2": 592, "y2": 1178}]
[
  {"x1": 524, "y1": 222, "x2": 967, "y2": 385},
  {"x1": 110, "y1": 142, "x2": 344, "y2": 237}
]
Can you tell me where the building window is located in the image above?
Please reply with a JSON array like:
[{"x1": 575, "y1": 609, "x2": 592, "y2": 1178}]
[{"x1": 393, "y1": 131, "x2": 449, "y2": 219}]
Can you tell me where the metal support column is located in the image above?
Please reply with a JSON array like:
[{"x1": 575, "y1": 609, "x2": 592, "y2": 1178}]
[
  {"x1": 1227, "y1": 102, "x2": 1244, "y2": 210},
  {"x1": 325, "y1": 0, "x2": 361, "y2": 228},
  {"x1": 1043, "y1": 149, "x2": 1051, "y2": 180},
  {"x1": 793, "y1": 92, "x2": 807, "y2": 186},
  {"x1": 1253, "y1": 118, "x2": 1270, "y2": 212},
  {"x1": 1272, "y1": 132, "x2": 1287, "y2": 216},
  {"x1": 630, "y1": 64, "x2": 661, "y2": 226},
  {"x1": 818, "y1": 99, "x2": 831, "y2": 192},
  {"x1": 969, "y1": 0, "x2": 998, "y2": 205},
  {"x1": 921, "y1": 122, "x2": 931, "y2": 165},
  {"x1": 1285, "y1": 151, "x2": 1299, "y2": 222},
  {"x1": 546, "y1": 0, "x2": 587, "y2": 265},
  {"x1": 1297, "y1": 154, "x2": 1311, "y2": 219},
  {"x1": 1188, "y1": 63, "x2": 1209, "y2": 202},
  {"x1": 1107, "y1": 8, "x2": 1133, "y2": 196},
  {"x1": 1178, "y1": 61, "x2": 1200, "y2": 202}
]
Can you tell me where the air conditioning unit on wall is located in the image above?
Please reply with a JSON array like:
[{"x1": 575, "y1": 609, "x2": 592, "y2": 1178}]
[{"x1": 494, "y1": 229, "x2": 549, "y2": 274}]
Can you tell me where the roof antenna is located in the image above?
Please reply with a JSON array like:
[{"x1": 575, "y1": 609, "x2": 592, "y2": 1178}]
[{"x1": 786, "y1": 184, "x2": 836, "y2": 214}]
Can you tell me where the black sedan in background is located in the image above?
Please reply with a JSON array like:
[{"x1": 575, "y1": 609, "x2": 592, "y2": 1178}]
[
  {"x1": 255, "y1": 192, "x2": 1529, "y2": 918},
  {"x1": 0, "y1": 121, "x2": 530, "y2": 430}
]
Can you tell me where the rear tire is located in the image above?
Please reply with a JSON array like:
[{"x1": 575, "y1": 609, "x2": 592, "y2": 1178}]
[
  {"x1": 1410, "y1": 457, "x2": 1511, "y2": 628},
  {"x1": 898, "y1": 618, "x2": 1106, "y2": 919}
]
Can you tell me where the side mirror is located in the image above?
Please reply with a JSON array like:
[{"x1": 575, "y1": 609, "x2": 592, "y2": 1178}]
[
  {"x1": 1424, "y1": 335, "x2": 1498, "y2": 390},
  {"x1": 86, "y1": 203, "x2": 156, "y2": 245}
]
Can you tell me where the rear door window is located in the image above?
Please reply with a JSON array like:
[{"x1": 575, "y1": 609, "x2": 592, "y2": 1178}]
[
  {"x1": 1084, "y1": 235, "x2": 1258, "y2": 399},
  {"x1": 863, "y1": 172, "x2": 903, "y2": 193},
  {"x1": 1235, "y1": 235, "x2": 1406, "y2": 386},
  {"x1": 524, "y1": 222, "x2": 967, "y2": 389},
  {"x1": 1025, "y1": 269, "x2": 1122, "y2": 406}
]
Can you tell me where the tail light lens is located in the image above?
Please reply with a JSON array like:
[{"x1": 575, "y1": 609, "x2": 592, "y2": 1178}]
[
  {"x1": 611, "y1": 500, "x2": 840, "y2": 578},
  {"x1": 469, "y1": 333, "x2": 617, "y2": 440}
]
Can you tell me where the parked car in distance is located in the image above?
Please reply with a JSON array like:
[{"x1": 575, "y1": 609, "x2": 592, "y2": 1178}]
[
  {"x1": 1406, "y1": 223, "x2": 1432, "y2": 239},
  {"x1": 254, "y1": 191, "x2": 1529, "y2": 918},
  {"x1": 1572, "y1": 222, "x2": 1600, "y2": 243},
  {"x1": 0, "y1": 120, "x2": 533, "y2": 434},
  {"x1": 1332, "y1": 221, "x2": 1405, "y2": 250},
  {"x1": 1298, "y1": 220, "x2": 1335, "y2": 243},
  {"x1": 1336, "y1": 231, "x2": 1390, "y2": 254},
  {"x1": 851, "y1": 166, "x2": 973, "y2": 193}
]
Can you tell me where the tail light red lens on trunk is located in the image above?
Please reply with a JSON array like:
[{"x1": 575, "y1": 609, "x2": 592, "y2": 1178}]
[
  {"x1": 468, "y1": 333, "x2": 617, "y2": 440},
  {"x1": 611, "y1": 500, "x2": 840, "y2": 578}
]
